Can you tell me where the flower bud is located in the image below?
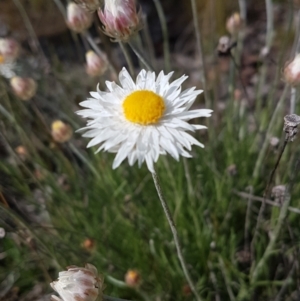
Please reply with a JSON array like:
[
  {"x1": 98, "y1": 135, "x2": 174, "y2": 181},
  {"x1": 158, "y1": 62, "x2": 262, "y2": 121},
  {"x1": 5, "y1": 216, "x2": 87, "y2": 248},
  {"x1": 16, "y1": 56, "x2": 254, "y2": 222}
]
[
  {"x1": 226, "y1": 13, "x2": 242, "y2": 35},
  {"x1": 0, "y1": 38, "x2": 20, "y2": 61},
  {"x1": 75, "y1": 0, "x2": 102, "y2": 12},
  {"x1": 15, "y1": 145, "x2": 28, "y2": 161},
  {"x1": 66, "y1": 2, "x2": 93, "y2": 33},
  {"x1": 284, "y1": 54, "x2": 300, "y2": 86},
  {"x1": 124, "y1": 269, "x2": 141, "y2": 288},
  {"x1": 10, "y1": 76, "x2": 37, "y2": 101},
  {"x1": 98, "y1": 0, "x2": 142, "y2": 41},
  {"x1": 85, "y1": 50, "x2": 107, "y2": 77},
  {"x1": 50, "y1": 264, "x2": 103, "y2": 301},
  {"x1": 82, "y1": 238, "x2": 96, "y2": 251},
  {"x1": 0, "y1": 227, "x2": 5, "y2": 239},
  {"x1": 51, "y1": 120, "x2": 73, "y2": 143},
  {"x1": 182, "y1": 284, "x2": 192, "y2": 297}
]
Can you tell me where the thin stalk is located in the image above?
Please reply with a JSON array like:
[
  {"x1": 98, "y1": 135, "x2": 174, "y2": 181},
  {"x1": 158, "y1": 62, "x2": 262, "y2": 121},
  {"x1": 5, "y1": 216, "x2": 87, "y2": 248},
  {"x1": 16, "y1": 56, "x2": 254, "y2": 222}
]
[
  {"x1": 190, "y1": 0, "x2": 210, "y2": 108},
  {"x1": 244, "y1": 186, "x2": 253, "y2": 250},
  {"x1": 256, "y1": 0, "x2": 274, "y2": 111},
  {"x1": 252, "y1": 85, "x2": 288, "y2": 179},
  {"x1": 290, "y1": 10, "x2": 300, "y2": 114},
  {"x1": 52, "y1": 0, "x2": 67, "y2": 18},
  {"x1": 238, "y1": 0, "x2": 247, "y2": 23},
  {"x1": 151, "y1": 170, "x2": 202, "y2": 301},
  {"x1": 251, "y1": 158, "x2": 300, "y2": 283},
  {"x1": 208, "y1": 261, "x2": 221, "y2": 301},
  {"x1": 0, "y1": 204, "x2": 63, "y2": 269},
  {"x1": 13, "y1": 0, "x2": 49, "y2": 70},
  {"x1": 265, "y1": 0, "x2": 274, "y2": 53},
  {"x1": 274, "y1": 263, "x2": 296, "y2": 301},
  {"x1": 128, "y1": 40, "x2": 153, "y2": 71},
  {"x1": 141, "y1": 14, "x2": 156, "y2": 70},
  {"x1": 83, "y1": 31, "x2": 117, "y2": 77},
  {"x1": 152, "y1": 0, "x2": 171, "y2": 72},
  {"x1": 218, "y1": 256, "x2": 235, "y2": 301},
  {"x1": 118, "y1": 42, "x2": 135, "y2": 77},
  {"x1": 103, "y1": 295, "x2": 131, "y2": 301},
  {"x1": 290, "y1": 87, "x2": 296, "y2": 115},
  {"x1": 233, "y1": 190, "x2": 300, "y2": 215},
  {"x1": 251, "y1": 189, "x2": 291, "y2": 283},
  {"x1": 68, "y1": 143, "x2": 101, "y2": 180},
  {"x1": 251, "y1": 139, "x2": 288, "y2": 259}
]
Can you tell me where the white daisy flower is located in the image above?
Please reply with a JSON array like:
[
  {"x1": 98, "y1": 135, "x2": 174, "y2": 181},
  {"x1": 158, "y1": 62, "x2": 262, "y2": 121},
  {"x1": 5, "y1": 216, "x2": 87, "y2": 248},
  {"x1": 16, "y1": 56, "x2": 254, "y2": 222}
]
[{"x1": 77, "y1": 68, "x2": 212, "y2": 173}]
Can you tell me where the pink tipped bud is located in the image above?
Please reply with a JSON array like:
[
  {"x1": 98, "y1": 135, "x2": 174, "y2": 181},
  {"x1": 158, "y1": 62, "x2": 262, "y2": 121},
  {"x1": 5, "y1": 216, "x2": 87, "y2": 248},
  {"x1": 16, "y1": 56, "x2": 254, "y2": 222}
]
[
  {"x1": 284, "y1": 54, "x2": 300, "y2": 86},
  {"x1": 51, "y1": 120, "x2": 73, "y2": 143},
  {"x1": 74, "y1": 0, "x2": 102, "y2": 12},
  {"x1": 66, "y1": 3, "x2": 93, "y2": 33},
  {"x1": 226, "y1": 13, "x2": 242, "y2": 35},
  {"x1": 85, "y1": 50, "x2": 107, "y2": 77},
  {"x1": 98, "y1": 0, "x2": 142, "y2": 42},
  {"x1": 50, "y1": 264, "x2": 103, "y2": 301},
  {"x1": 0, "y1": 38, "x2": 20, "y2": 61},
  {"x1": 10, "y1": 76, "x2": 37, "y2": 101}
]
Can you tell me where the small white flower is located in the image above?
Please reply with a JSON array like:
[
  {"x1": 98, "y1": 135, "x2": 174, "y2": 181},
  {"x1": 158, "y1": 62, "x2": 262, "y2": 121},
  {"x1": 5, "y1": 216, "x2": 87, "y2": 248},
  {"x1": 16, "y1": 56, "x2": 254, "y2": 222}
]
[
  {"x1": 77, "y1": 68, "x2": 212, "y2": 173},
  {"x1": 50, "y1": 264, "x2": 102, "y2": 301}
]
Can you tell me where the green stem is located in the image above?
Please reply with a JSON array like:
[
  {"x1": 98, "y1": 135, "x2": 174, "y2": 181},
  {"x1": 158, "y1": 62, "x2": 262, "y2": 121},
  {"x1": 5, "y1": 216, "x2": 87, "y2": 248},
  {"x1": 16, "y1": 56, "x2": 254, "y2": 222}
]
[
  {"x1": 252, "y1": 86, "x2": 288, "y2": 179},
  {"x1": 152, "y1": 170, "x2": 202, "y2": 301},
  {"x1": 0, "y1": 205, "x2": 63, "y2": 269},
  {"x1": 190, "y1": 0, "x2": 210, "y2": 108},
  {"x1": 128, "y1": 40, "x2": 153, "y2": 71},
  {"x1": 68, "y1": 143, "x2": 101, "y2": 180},
  {"x1": 251, "y1": 190, "x2": 291, "y2": 283},
  {"x1": 152, "y1": 0, "x2": 171, "y2": 72},
  {"x1": 119, "y1": 42, "x2": 135, "y2": 77}
]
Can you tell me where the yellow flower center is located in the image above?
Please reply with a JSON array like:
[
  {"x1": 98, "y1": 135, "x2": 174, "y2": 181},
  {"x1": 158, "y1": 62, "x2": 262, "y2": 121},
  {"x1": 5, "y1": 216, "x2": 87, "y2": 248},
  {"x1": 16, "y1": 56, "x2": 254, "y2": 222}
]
[
  {"x1": 0, "y1": 55, "x2": 4, "y2": 64},
  {"x1": 123, "y1": 90, "x2": 165, "y2": 125}
]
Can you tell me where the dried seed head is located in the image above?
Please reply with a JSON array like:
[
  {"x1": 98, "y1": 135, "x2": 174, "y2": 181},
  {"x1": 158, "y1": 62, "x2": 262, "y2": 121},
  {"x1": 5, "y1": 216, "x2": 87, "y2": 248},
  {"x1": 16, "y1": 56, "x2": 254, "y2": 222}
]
[
  {"x1": 10, "y1": 77, "x2": 37, "y2": 101},
  {"x1": 66, "y1": 2, "x2": 93, "y2": 33},
  {"x1": 217, "y1": 36, "x2": 232, "y2": 56},
  {"x1": 283, "y1": 114, "x2": 300, "y2": 141},
  {"x1": 271, "y1": 185, "x2": 286, "y2": 204},
  {"x1": 85, "y1": 50, "x2": 107, "y2": 77},
  {"x1": 235, "y1": 249, "x2": 251, "y2": 264},
  {"x1": 51, "y1": 121, "x2": 73, "y2": 143},
  {"x1": 227, "y1": 164, "x2": 237, "y2": 176}
]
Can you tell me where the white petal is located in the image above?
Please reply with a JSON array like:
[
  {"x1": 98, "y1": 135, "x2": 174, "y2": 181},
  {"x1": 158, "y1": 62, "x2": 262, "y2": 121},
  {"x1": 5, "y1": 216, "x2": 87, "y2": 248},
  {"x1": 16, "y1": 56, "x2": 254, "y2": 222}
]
[
  {"x1": 176, "y1": 109, "x2": 213, "y2": 120},
  {"x1": 119, "y1": 67, "x2": 136, "y2": 90},
  {"x1": 112, "y1": 142, "x2": 135, "y2": 169}
]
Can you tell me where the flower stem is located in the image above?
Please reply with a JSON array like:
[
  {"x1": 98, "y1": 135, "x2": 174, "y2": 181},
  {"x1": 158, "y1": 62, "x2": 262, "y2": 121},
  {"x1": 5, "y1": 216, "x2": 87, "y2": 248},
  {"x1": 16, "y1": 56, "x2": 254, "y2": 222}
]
[
  {"x1": 151, "y1": 170, "x2": 202, "y2": 301},
  {"x1": 190, "y1": 0, "x2": 210, "y2": 108},
  {"x1": 152, "y1": 0, "x2": 171, "y2": 72},
  {"x1": 128, "y1": 40, "x2": 153, "y2": 72},
  {"x1": 252, "y1": 85, "x2": 288, "y2": 180},
  {"x1": 119, "y1": 42, "x2": 135, "y2": 77},
  {"x1": 82, "y1": 31, "x2": 117, "y2": 77}
]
